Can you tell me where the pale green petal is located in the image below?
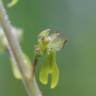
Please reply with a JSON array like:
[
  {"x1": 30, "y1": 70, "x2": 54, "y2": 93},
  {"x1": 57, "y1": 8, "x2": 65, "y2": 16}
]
[
  {"x1": 7, "y1": 0, "x2": 18, "y2": 7},
  {"x1": 38, "y1": 29, "x2": 50, "y2": 39},
  {"x1": 51, "y1": 63, "x2": 59, "y2": 89},
  {"x1": 39, "y1": 62, "x2": 49, "y2": 85},
  {"x1": 39, "y1": 52, "x2": 51, "y2": 84},
  {"x1": 48, "y1": 32, "x2": 67, "y2": 51},
  {"x1": 49, "y1": 39, "x2": 65, "y2": 51},
  {"x1": 48, "y1": 51, "x2": 59, "y2": 88}
]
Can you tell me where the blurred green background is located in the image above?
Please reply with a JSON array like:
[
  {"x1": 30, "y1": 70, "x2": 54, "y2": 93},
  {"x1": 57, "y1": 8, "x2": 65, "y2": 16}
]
[{"x1": 0, "y1": 0, "x2": 96, "y2": 96}]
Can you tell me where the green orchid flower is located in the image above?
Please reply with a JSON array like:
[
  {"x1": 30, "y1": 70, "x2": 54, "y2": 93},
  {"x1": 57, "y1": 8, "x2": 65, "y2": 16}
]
[{"x1": 36, "y1": 29, "x2": 67, "y2": 88}]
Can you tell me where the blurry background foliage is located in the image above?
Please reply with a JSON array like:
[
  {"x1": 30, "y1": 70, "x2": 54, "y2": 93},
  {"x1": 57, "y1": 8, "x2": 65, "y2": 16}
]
[{"x1": 0, "y1": 0, "x2": 96, "y2": 96}]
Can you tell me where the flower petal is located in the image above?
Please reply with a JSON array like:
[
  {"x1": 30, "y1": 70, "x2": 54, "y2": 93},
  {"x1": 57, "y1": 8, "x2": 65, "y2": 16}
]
[
  {"x1": 51, "y1": 63, "x2": 59, "y2": 89},
  {"x1": 48, "y1": 32, "x2": 67, "y2": 51},
  {"x1": 48, "y1": 50, "x2": 59, "y2": 88},
  {"x1": 7, "y1": 0, "x2": 18, "y2": 7},
  {"x1": 39, "y1": 61, "x2": 49, "y2": 85}
]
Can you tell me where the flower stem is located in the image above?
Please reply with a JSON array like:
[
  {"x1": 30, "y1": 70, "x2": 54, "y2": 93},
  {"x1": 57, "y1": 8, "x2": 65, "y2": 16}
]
[{"x1": 0, "y1": 0, "x2": 42, "y2": 96}]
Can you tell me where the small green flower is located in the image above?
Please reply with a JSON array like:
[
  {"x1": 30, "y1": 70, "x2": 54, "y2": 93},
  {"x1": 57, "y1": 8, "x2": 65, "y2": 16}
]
[{"x1": 36, "y1": 29, "x2": 67, "y2": 88}]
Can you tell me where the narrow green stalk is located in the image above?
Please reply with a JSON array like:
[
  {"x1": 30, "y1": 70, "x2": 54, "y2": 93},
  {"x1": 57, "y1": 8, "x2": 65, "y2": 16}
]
[{"x1": 0, "y1": 0, "x2": 42, "y2": 96}]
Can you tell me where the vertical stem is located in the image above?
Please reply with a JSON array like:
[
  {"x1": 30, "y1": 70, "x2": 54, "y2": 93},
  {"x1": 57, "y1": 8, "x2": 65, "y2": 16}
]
[{"x1": 0, "y1": 0, "x2": 42, "y2": 96}]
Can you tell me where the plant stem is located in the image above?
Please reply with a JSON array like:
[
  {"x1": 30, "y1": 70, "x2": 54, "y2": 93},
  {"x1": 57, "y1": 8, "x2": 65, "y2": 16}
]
[{"x1": 0, "y1": 0, "x2": 42, "y2": 96}]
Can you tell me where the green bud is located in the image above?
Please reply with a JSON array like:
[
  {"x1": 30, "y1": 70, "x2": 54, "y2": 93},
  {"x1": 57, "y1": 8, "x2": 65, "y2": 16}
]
[
  {"x1": 10, "y1": 54, "x2": 31, "y2": 80},
  {"x1": 0, "y1": 27, "x2": 23, "y2": 53}
]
